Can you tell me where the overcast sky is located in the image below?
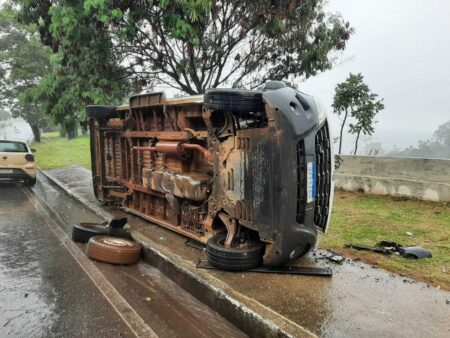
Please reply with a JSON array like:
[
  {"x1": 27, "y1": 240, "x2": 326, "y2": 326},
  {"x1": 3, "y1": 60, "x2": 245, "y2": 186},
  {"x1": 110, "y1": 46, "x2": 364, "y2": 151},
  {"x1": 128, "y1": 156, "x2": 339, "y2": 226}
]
[
  {"x1": 302, "y1": 0, "x2": 450, "y2": 151},
  {"x1": 2, "y1": 0, "x2": 449, "y2": 151}
]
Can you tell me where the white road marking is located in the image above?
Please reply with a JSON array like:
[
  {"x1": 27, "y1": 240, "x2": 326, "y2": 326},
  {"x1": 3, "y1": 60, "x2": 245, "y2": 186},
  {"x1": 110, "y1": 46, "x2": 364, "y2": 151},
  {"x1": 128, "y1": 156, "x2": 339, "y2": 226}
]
[{"x1": 22, "y1": 187, "x2": 158, "y2": 338}]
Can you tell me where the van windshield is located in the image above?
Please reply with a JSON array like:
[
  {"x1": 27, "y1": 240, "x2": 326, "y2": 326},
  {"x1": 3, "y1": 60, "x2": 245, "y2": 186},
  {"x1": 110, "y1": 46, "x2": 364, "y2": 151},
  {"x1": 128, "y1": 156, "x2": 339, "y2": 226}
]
[{"x1": 0, "y1": 141, "x2": 28, "y2": 152}]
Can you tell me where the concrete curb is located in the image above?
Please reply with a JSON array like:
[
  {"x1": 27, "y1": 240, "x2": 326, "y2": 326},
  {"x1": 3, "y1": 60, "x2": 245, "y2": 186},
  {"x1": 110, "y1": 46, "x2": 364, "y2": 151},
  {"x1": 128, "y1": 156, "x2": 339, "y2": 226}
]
[
  {"x1": 39, "y1": 168, "x2": 317, "y2": 338},
  {"x1": 38, "y1": 169, "x2": 110, "y2": 221}
]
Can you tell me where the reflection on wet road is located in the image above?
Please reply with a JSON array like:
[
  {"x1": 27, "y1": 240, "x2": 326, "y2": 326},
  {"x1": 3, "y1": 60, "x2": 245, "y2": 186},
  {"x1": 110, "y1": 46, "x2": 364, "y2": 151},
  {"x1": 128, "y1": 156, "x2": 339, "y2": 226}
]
[
  {"x1": 0, "y1": 185, "x2": 55, "y2": 337},
  {"x1": 45, "y1": 166, "x2": 450, "y2": 338},
  {"x1": 0, "y1": 181, "x2": 246, "y2": 337}
]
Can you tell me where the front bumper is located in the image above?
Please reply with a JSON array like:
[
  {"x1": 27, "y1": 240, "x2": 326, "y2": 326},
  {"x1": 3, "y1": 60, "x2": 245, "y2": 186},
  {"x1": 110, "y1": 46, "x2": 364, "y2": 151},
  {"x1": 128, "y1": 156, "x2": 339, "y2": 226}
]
[{"x1": 255, "y1": 88, "x2": 333, "y2": 266}]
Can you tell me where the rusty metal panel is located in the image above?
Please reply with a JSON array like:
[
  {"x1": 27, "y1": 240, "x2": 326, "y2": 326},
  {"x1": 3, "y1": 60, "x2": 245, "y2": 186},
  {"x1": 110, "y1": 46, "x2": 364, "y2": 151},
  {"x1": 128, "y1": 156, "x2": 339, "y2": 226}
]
[
  {"x1": 129, "y1": 92, "x2": 165, "y2": 108},
  {"x1": 88, "y1": 88, "x2": 329, "y2": 267}
]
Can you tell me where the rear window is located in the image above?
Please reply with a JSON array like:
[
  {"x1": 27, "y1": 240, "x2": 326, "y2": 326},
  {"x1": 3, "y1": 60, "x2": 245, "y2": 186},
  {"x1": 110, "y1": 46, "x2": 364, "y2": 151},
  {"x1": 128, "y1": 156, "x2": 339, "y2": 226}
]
[{"x1": 0, "y1": 141, "x2": 28, "y2": 152}]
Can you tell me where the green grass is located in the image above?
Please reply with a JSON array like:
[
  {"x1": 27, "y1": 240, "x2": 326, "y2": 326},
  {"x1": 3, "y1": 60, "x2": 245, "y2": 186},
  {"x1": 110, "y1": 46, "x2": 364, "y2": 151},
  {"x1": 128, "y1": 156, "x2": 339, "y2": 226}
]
[
  {"x1": 32, "y1": 133, "x2": 450, "y2": 288},
  {"x1": 32, "y1": 132, "x2": 91, "y2": 169},
  {"x1": 322, "y1": 190, "x2": 450, "y2": 289}
]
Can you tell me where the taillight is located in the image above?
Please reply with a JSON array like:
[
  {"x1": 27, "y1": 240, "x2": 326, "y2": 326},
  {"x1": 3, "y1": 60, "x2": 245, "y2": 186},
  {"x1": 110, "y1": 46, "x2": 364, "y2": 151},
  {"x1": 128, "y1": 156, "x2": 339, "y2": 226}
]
[{"x1": 25, "y1": 154, "x2": 34, "y2": 162}]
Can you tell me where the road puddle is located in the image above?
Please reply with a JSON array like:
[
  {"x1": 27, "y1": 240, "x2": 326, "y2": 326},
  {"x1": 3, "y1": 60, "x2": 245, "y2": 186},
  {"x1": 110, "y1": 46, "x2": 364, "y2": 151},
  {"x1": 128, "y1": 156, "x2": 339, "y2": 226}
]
[{"x1": 0, "y1": 192, "x2": 56, "y2": 336}]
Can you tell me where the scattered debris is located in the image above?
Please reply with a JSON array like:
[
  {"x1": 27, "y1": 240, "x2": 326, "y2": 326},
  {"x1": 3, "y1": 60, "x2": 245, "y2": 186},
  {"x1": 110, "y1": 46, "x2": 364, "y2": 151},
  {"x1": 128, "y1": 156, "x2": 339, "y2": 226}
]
[
  {"x1": 145, "y1": 297, "x2": 152, "y2": 303},
  {"x1": 378, "y1": 241, "x2": 403, "y2": 252},
  {"x1": 317, "y1": 251, "x2": 345, "y2": 264},
  {"x1": 106, "y1": 217, "x2": 132, "y2": 240},
  {"x1": 345, "y1": 241, "x2": 432, "y2": 259},
  {"x1": 108, "y1": 227, "x2": 133, "y2": 240},
  {"x1": 445, "y1": 299, "x2": 450, "y2": 305},
  {"x1": 196, "y1": 259, "x2": 333, "y2": 277},
  {"x1": 405, "y1": 231, "x2": 413, "y2": 236},
  {"x1": 345, "y1": 243, "x2": 390, "y2": 254},
  {"x1": 399, "y1": 246, "x2": 432, "y2": 259},
  {"x1": 185, "y1": 239, "x2": 206, "y2": 250},
  {"x1": 109, "y1": 218, "x2": 127, "y2": 229},
  {"x1": 402, "y1": 279, "x2": 416, "y2": 284}
]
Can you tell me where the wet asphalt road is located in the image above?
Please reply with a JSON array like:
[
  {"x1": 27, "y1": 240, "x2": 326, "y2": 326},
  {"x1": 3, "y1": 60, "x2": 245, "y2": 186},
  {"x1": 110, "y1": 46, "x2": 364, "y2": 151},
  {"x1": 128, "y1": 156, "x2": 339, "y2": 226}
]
[
  {"x1": 0, "y1": 179, "x2": 246, "y2": 337},
  {"x1": 49, "y1": 167, "x2": 450, "y2": 338}
]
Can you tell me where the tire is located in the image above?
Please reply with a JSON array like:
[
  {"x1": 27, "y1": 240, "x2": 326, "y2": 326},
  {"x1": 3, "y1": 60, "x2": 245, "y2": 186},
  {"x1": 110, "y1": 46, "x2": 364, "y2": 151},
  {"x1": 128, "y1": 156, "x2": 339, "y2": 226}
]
[
  {"x1": 72, "y1": 223, "x2": 108, "y2": 243},
  {"x1": 86, "y1": 105, "x2": 117, "y2": 120},
  {"x1": 204, "y1": 89, "x2": 264, "y2": 114},
  {"x1": 86, "y1": 236, "x2": 141, "y2": 265},
  {"x1": 27, "y1": 177, "x2": 36, "y2": 186},
  {"x1": 206, "y1": 234, "x2": 265, "y2": 271}
]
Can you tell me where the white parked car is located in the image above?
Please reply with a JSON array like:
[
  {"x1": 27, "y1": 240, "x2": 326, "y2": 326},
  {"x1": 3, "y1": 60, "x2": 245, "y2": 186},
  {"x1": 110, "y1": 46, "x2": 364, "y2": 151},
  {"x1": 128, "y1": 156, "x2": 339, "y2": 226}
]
[{"x1": 0, "y1": 139, "x2": 37, "y2": 186}]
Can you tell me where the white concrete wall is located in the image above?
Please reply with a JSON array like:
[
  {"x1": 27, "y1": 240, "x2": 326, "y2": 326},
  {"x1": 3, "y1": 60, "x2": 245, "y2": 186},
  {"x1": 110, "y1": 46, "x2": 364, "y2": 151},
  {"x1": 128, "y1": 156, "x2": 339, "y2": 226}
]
[{"x1": 334, "y1": 155, "x2": 450, "y2": 202}]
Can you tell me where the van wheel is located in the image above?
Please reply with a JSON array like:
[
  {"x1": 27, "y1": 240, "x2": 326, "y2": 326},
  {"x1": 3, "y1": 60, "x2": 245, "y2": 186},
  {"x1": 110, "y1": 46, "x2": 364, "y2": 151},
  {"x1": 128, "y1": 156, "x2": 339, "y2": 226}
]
[
  {"x1": 206, "y1": 234, "x2": 265, "y2": 271},
  {"x1": 204, "y1": 89, "x2": 264, "y2": 114},
  {"x1": 86, "y1": 236, "x2": 141, "y2": 265},
  {"x1": 86, "y1": 105, "x2": 117, "y2": 120}
]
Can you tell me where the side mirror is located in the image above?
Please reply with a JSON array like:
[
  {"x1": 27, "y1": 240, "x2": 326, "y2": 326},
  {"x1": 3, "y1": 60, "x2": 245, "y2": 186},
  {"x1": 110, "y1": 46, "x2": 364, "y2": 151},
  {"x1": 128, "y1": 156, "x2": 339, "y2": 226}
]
[{"x1": 31, "y1": 148, "x2": 36, "y2": 153}]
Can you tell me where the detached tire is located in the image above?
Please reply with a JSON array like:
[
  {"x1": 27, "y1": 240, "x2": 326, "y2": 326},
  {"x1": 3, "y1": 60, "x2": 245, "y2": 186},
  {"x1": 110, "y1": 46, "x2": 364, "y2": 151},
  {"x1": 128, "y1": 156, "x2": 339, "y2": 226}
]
[
  {"x1": 86, "y1": 105, "x2": 117, "y2": 120},
  {"x1": 204, "y1": 89, "x2": 264, "y2": 114},
  {"x1": 86, "y1": 236, "x2": 141, "y2": 265},
  {"x1": 206, "y1": 234, "x2": 265, "y2": 271},
  {"x1": 72, "y1": 223, "x2": 108, "y2": 243}
]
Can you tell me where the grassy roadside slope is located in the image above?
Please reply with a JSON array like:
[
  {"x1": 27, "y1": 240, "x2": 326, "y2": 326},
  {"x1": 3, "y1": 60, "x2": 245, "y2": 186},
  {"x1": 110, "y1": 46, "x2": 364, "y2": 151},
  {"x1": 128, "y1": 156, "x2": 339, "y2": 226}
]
[
  {"x1": 32, "y1": 132, "x2": 91, "y2": 169},
  {"x1": 322, "y1": 191, "x2": 449, "y2": 289},
  {"x1": 32, "y1": 133, "x2": 450, "y2": 289}
]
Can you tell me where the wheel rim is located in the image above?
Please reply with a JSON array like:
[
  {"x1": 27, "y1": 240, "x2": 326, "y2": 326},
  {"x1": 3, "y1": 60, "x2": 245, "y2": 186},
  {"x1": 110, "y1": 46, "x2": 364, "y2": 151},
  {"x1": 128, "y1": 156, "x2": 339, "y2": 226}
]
[
  {"x1": 217, "y1": 237, "x2": 260, "y2": 249},
  {"x1": 100, "y1": 237, "x2": 133, "y2": 247}
]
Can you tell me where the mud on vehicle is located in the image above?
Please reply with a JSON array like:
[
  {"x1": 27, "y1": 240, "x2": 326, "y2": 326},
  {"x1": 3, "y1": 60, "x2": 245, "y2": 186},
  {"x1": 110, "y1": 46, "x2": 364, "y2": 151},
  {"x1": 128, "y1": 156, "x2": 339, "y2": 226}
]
[{"x1": 88, "y1": 82, "x2": 334, "y2": 270}]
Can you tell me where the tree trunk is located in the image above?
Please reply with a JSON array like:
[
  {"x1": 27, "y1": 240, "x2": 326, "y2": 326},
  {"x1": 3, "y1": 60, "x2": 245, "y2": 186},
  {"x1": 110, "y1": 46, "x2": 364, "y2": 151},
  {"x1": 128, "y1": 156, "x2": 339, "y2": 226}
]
[
  {"x1": 354, "y1": 130, "x2": 361, "y2": 155},
  {"x1": 31, "y1": 124, "x2": 41, "y2": 142},
  {"x1": 80, "y1": 121, "x2": 88, "y2": 135},
  {"x1": 338, "y1": 110, "x2": 348, "y2": 154},
  {"x1": 67, "y1": 125, "x2": 78, "y2": 140}
]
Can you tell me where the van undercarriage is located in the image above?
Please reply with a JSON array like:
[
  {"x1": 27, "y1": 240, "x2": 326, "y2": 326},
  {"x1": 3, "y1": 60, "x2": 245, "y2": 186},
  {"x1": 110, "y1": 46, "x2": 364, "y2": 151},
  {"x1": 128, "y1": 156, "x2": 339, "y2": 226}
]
[{"x1": 88, "y1": 85, "x2": 333, "y2": 270}]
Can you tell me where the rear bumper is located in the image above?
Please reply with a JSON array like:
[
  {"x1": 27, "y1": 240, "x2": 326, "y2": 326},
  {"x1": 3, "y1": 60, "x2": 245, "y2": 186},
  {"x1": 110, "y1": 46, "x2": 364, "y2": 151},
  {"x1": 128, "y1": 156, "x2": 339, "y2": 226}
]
[{"x1": 0, "y1": 167, "x2": 36, "y2": 180}]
